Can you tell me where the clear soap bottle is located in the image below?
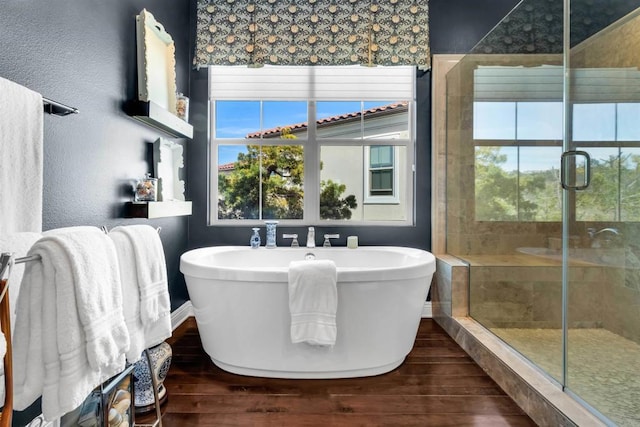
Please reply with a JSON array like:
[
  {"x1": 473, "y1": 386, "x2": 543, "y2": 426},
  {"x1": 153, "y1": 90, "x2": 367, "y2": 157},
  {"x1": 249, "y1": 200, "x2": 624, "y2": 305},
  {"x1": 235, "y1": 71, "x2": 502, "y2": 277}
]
[{"x1": 250, "y1": 227, "x2": 261, "y2": 248}]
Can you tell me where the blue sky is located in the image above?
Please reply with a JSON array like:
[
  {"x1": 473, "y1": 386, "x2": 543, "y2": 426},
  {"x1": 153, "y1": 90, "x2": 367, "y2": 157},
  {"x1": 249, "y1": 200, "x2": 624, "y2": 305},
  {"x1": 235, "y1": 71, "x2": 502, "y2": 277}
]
[{"x1": 216, "y1": 101, "x2": 395, "y2": 164}]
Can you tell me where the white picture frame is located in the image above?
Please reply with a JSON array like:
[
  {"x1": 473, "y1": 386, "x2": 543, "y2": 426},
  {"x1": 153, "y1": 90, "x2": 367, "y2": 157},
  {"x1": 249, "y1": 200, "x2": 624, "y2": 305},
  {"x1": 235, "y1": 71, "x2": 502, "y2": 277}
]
[
  {"x1": 153, "y1": 138, "x2": 185, "y2": 201},
  {"x1": 136, "y1": 9, "x2": 177, "y2": 114}
]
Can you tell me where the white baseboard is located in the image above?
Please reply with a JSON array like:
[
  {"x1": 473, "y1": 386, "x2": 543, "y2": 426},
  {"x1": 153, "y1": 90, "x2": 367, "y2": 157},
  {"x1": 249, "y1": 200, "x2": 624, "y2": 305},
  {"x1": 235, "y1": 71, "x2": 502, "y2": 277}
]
[
  {"x1": 171, "y1": 300, "x2": 194, "y2": 331},
  {"x1": 422, "y1": 301, "x2": 432, "y2": 318}
]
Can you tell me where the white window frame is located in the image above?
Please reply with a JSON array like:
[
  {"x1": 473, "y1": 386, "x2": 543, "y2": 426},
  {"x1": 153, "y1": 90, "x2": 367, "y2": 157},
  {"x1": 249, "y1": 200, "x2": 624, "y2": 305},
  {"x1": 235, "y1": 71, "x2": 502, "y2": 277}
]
[{"x1": 208, "y1": 66, "x2": 416, "y2": 226}]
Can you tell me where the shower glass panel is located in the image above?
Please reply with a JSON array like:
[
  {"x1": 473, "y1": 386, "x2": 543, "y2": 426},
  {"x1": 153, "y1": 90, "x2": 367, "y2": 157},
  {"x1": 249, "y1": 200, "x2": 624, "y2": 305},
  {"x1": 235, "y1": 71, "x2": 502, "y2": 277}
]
[
  {"x1": 446, "y1": 0, "x2": 640, "y2": 424},
  {"x1": 567, "y1": 2, "x2": 640, "y2": 424},
  {"x1": 446, "y1": 0, "x2": 565, "y2": 384}
]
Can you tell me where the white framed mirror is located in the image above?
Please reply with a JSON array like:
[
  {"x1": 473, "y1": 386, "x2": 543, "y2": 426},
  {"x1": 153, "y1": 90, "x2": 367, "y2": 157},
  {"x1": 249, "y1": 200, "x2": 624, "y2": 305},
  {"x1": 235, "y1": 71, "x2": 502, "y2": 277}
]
[
  {"x1": 136, "y1": 9, "x2": 177, "y2": 114},
  {"x1": 153, "y1": 138, "x2": 185, "y2": 201}
]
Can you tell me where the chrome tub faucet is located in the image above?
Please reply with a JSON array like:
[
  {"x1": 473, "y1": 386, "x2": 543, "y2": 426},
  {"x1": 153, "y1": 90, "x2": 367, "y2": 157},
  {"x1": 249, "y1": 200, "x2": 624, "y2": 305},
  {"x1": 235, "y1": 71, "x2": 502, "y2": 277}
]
[
  {"x1": 323, "y1": 234, "x2": 340, "y2": 247},
  {"x1": 307, "y1": 227, "x2": 315, "y2": 248},
  {"x1": 283, "y1": 233, "x2": 299, "y2": 248}
]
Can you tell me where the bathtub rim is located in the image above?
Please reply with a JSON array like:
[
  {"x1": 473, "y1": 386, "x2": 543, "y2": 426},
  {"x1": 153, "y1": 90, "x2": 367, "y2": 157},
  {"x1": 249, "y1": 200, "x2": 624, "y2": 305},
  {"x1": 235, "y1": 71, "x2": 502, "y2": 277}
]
[{"x1": 180, "y1": 245, "x2": 436, "y2": 283}]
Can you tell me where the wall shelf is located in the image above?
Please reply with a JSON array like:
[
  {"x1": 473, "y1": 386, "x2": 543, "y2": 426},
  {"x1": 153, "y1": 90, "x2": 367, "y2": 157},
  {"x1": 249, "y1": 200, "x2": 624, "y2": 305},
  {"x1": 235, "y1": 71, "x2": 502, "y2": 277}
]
[
  {"x1": 125, "y1": 201, "x2": 192, "y2": 219},
  {"x1": 126, "y1": 100, "x2": 193, "y2": 139}
]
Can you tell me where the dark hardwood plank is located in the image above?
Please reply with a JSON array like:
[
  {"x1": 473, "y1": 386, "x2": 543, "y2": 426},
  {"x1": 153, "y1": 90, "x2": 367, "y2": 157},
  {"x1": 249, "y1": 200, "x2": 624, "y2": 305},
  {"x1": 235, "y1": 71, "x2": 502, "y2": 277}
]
[
  {"x1": 164, "y1": 374, "x2": 507, "y2": 395},
  {"x1": 144, "y1": 318, "x2": 537, "y2": 426},
  {"x1": 155, "y1": 413, "x2": 538, "y2": 427},
  {"x1": 159, "y1": 394, "x2": 526, "y2": 415}
]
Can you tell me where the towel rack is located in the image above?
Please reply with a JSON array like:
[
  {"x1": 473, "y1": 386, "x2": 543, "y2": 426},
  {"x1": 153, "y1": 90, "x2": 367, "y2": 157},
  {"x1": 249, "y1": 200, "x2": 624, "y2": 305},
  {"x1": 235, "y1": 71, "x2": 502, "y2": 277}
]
[
  {"x1": 0, "y1": 252, "x2": 42, "y2": 427},
  {"x1": 42, "y1": 97, "x2": 79, "y2": 116},
  {"x1": 1, "y1": 253, "x2": 24, "y2": 426},
  {"x1": 0, "y1": 225, "x2": 164, "y2": 427}
]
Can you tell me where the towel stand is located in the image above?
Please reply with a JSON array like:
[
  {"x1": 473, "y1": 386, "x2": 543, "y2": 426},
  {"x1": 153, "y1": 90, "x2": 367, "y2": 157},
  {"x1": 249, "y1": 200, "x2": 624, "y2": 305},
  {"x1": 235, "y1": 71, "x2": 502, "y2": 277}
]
[
  {"x1": 134, "y1": 349, "x2": 163, "y2": 427},
  {"x1": 0, "y1": 225, "x2": 165, "y2": 427},
  {"x1": 0, "y1": 252, "x2": 38, "y2": 427},
  {"x1": 0, "y1": 276, "x2": 13, "y2": 427}
]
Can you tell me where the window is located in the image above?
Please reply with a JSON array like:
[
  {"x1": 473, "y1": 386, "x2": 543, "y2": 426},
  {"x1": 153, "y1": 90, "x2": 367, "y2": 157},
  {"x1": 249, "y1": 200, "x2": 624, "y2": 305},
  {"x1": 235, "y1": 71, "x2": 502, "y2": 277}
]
[
  {"x1": 473, "y1": 101, "x2": 563, "y2": 221},
  {"x1": 472, "y1": 65, "x2": 640, "y2": 223},
  {"x1": 370, "y1": 146, "x2": 394, "y2": 196},
  {"x1": 473, "y1": 100, "x2": 640, "y2": 222},
  {"x1": 363, "y1": 144, "x2": 401, "y2": 204},
  {"x1": 209, "y1": 66, "x2": 415, "y2": 225},
  {"x1": 573, "y1": 103, "x2": 640, "y2": 221}
]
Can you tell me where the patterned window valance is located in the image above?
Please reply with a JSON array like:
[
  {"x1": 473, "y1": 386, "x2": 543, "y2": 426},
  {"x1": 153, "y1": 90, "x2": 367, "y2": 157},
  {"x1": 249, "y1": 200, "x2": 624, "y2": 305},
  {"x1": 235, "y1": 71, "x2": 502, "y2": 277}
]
[{"x1": 194, "y1": 0, "x2": 430, "y2": 70}]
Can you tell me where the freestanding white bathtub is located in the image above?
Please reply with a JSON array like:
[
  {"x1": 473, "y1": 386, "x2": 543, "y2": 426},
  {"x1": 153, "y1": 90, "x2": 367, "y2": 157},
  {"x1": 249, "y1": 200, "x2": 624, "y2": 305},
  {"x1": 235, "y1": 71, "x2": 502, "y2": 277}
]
[{"x1": 180, "y1": 246, "x2": 436, "y2": 379}]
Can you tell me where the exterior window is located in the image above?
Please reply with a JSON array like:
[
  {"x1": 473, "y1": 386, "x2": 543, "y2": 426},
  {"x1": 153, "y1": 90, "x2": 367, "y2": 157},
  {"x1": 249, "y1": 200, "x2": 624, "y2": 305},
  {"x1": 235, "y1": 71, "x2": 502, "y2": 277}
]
[
  {"x1": 213, "y1": 101, "x2": 413, "y2": 224},
  {"x1": 363, "y1": 145, "x2": 401, "y2": 205},
  {"x1": 209, "y1": 66, "x2": 415, "y2": 225},
  {"x1": 215, "y1": 101, "x2": 306, "y2": 221},
  {"x1": 473, "y1": 100, "x2": 564, "y2": 222},
  {"x1": 370, "y1": 146, "x2": 394, "y2": 196},
  {"x1": 472, "y1": 66, "x2": 640, "y2": 222},
  {"x1": 473, "y1": 100, "x2": 640, "y2": 221}
]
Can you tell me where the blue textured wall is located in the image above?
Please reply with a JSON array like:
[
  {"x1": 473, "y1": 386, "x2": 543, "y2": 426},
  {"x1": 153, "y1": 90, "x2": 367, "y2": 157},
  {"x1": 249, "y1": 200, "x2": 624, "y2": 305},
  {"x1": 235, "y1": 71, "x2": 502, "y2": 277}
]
[
  {"x1": 0, "y1": 0, "x2": 192, "y2": 311},
  {"x1": 0, "y1": 2, "x2": 191, "y2": 422}
]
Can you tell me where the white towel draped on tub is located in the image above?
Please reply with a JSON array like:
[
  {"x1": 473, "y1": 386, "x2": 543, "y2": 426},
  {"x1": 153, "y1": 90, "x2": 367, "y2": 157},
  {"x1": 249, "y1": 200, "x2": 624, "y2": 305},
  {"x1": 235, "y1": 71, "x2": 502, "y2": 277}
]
[
  {"x1": 13, "y1": 227, "x2": 129, "y2": 421},
  {"x1": 109, "y1": 225, "x2": 172, "y2": 363},
  {"x1": 0, "y1": 76, "x2": 43, "y2": 235},
  {"x1": 288, "y1": 259, "x2": 338, "y2": 346}
]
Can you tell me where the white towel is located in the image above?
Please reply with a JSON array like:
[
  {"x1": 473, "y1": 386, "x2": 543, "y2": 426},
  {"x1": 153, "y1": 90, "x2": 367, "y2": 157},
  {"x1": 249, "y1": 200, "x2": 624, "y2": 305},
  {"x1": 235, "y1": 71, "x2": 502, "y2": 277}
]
[
  {"x1": 109, "y1": 225, "x2": 170, "y2": 327},
  {"x1": 0, "y1": 231, "x2": 41, "y2": 405},
  {"x1": 13, "y1": 228, "x2": 129, "y2": 420},
  {"x1": 0, "y1": 77, "x2": 43, "y2": 235},
  {"x1": 43, "y1": 226, "x2": 104, "y2": 236},
  {"x1": 109, "y1": 229, "x2": 171, "y2": 363},
  {"x1": 288, "y1": 260, "x2": 338, "y2": 346}
]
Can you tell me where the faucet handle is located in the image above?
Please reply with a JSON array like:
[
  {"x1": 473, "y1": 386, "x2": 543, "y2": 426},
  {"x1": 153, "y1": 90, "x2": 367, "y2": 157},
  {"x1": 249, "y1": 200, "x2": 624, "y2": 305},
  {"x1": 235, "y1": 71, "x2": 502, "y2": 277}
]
[
  {"x1": 323, "y1": 234, "x2": 340, "y2": 247},
  {"x1": 282, "y1": 233, "x2": 299, "y2": 248}
]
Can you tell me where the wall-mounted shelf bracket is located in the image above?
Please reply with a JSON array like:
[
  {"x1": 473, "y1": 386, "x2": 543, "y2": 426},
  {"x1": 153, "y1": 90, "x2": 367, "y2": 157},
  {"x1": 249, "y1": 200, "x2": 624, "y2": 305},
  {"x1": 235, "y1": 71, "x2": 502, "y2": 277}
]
[
  {"x1": 125, "y1": 201, "x2": 192, "y2": 219},
  {"x1": 126, "y1": 100, "x2": 193, "y2": 139}
]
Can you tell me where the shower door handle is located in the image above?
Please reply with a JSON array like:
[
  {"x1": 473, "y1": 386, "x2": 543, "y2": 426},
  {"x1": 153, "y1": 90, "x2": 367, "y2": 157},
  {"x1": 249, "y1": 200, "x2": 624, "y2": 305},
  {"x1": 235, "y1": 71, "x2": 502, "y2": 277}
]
[{"x1": 560, "y1": 150, "x2": 591, "y2": 190}]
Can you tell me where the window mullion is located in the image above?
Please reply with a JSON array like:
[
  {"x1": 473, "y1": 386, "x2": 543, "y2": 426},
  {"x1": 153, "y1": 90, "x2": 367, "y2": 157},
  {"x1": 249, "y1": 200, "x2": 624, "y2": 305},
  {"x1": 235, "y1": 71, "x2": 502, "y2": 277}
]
[
  {"x1": 259, "y1": 100, "x2": 264, "y2": 220},
  {"x1": 305, "y1": 101, "x2": 319, "y2": 223}
]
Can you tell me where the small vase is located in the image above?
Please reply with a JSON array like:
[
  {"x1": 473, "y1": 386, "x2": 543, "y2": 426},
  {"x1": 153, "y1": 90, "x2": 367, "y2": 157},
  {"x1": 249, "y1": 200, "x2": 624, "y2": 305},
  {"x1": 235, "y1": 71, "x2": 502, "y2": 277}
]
[
  {"x1": 133, "y1": 342, "x2": 172, "y2": 414},
  {"x1": 250, "y1": 227, "x2": 261, "y2": 248},
  {"x1": 176, "y1": 92, "x2": 189, "y2": 122},
  {"x1": 134, "y1": 173, "x2": 157, "y2": 202},
  {"x1": 265, "y1": 220, "x2": 278, "y2": 248}
]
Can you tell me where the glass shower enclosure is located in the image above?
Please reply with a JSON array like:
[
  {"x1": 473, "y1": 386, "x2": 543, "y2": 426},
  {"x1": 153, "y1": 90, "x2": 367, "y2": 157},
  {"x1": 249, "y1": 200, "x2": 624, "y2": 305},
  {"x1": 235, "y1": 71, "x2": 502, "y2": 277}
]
[{"x1": 445, "y1": 0, "x2": 640, "y2": 424}]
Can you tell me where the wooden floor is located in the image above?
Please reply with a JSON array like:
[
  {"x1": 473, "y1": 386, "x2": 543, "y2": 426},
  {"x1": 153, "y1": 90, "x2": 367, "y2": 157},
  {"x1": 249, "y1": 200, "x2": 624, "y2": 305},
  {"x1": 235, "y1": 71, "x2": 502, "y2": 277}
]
[{"x1": 139, "y1": 318, "x2": 537, "y2": 426}]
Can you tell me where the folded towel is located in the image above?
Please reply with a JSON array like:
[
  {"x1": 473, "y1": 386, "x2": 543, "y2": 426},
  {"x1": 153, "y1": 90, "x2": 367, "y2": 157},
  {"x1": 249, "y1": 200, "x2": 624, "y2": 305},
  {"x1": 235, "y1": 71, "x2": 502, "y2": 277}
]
[
  {"x1": 0, "y1": 77, "x2": 43, "y2": 235},
  {"x1": 13, "y1": 228, "x2": 129, "y2": 420},
  {"x1": 109, "y1": 229, "x2": 171, "y2": 363},
  {"x1": 43, "y1": 226, "x2": 104, "y2": 236},
  {"x1": 109, "y1": 225, "x2": 170, "y2": 327},
  {"x1": 288, "y1": 260, "x2": 338, "y2": 346}
]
